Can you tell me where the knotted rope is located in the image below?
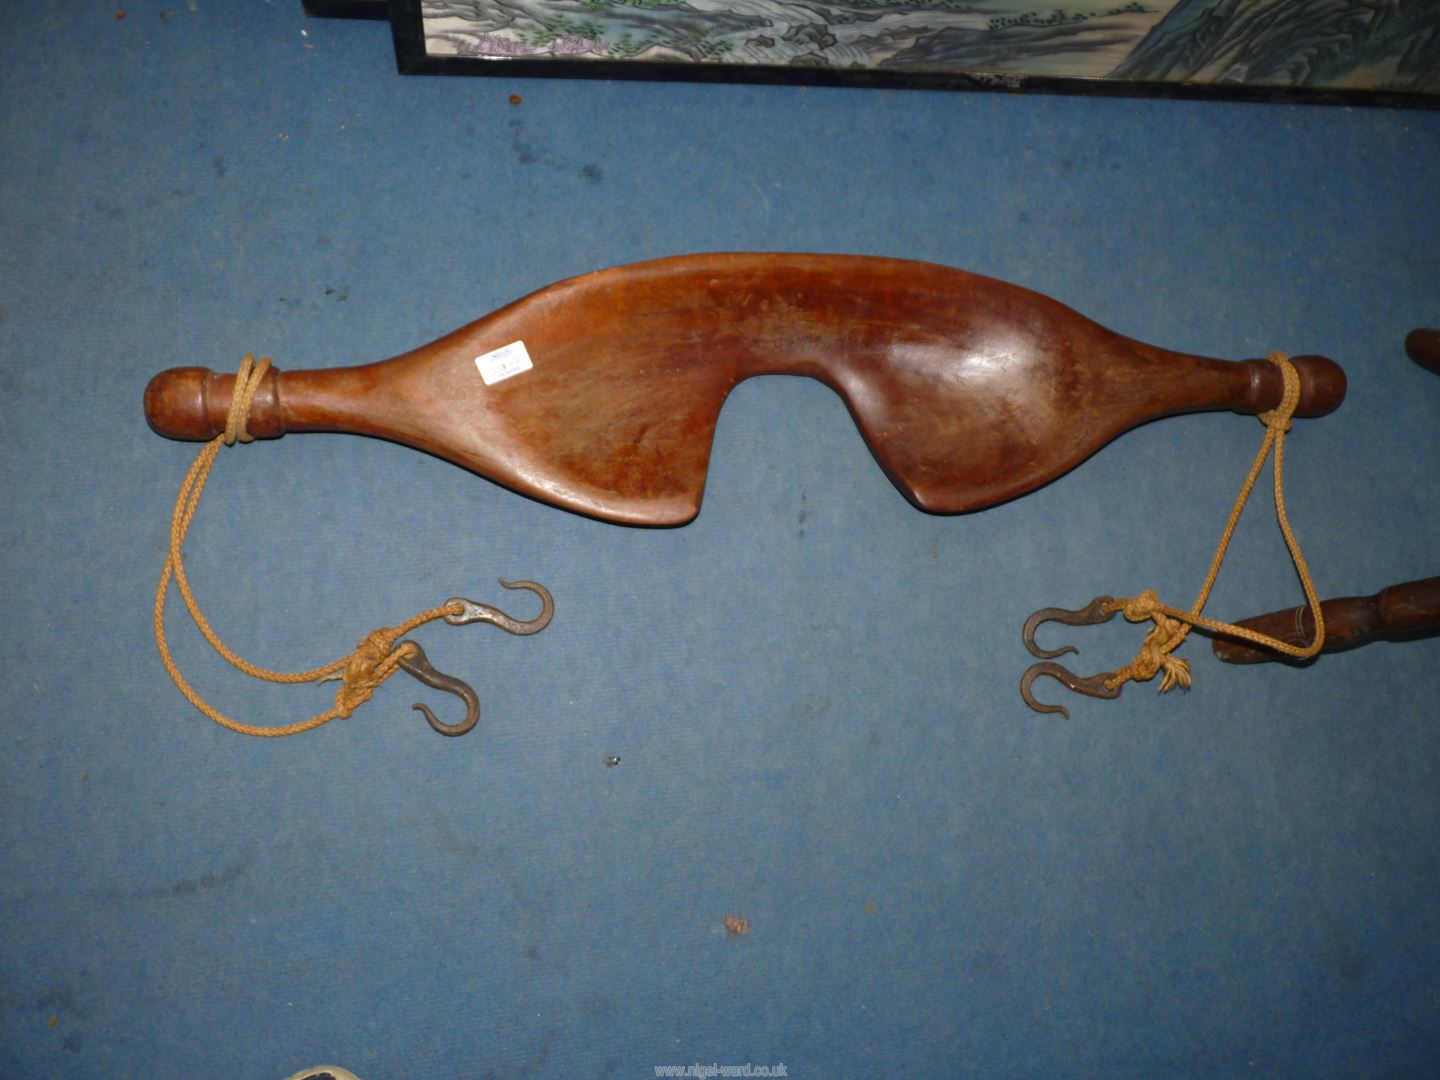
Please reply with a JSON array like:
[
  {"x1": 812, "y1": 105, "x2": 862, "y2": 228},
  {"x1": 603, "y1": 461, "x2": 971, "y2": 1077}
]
[
  {"x1": 1102, "y1": 352, "x2": 1326, "y2": 695},
  {"x1": 153, "y1": 354, "x2": 462, "y2": 736}
]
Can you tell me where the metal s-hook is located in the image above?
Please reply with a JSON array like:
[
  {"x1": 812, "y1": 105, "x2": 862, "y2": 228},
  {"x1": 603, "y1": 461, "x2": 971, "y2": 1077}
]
[
  {"x1": 1019, "y1": 661, "x2": 1123, "y2": 720},
  {"x1": 392, "y1": 579, "x2": 555, "y2": 737},
  {"x1": 444, "y1": 579, "x2": 554, "y2": 635},
  {"x1": 1022, "y1": 595, "x2": 1118, "y2": 659},
  {"x1": 396, "y1": 640, "x2": 481, "y2": 737},
  {"x1": 1020, "y1": 595, "x2": 1124, "y2": 718}
]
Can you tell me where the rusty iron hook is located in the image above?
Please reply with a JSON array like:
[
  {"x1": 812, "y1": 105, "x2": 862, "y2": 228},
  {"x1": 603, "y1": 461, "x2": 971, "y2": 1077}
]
[
  {"x1": 396, "y1": 640, "x2": 482, "y2": 737},
  {"x1": 445, "y1": 579, "x2": 554, "y2": 635},
  {"x1": 392, "y1": 580, "x2": 553, "y2": 736},
  {"x1": 1020, "y1": 595, "x2": 1127, "y2": 718},
  {"x1": 1022, "y1": 594, "x2": 1119, "y2": 659},
  {"x1": 1020, "y1": 661, "x2": 1123, "y2": 720}
]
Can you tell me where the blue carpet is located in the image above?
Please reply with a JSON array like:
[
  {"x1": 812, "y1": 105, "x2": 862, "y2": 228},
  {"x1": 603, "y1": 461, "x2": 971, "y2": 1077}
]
[{"x1": 1, "y1": 4, "x2": 1438, "y2": 1077}]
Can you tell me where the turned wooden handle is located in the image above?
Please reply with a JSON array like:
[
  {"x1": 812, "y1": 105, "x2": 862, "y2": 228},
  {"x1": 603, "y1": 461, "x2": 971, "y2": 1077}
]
[
  {"x1": 144, "y1": 253, "x2": 1346, "y2": 525},
  {"x1": 145, "y1": 366, "x2": 285, "y2": 441},
  {"x1": 1407, "y1": 328, "x2": 1440, "y2": 375},
  {"x1": 1211, "y1": 577, "x2": 1440, "y2": 664}
]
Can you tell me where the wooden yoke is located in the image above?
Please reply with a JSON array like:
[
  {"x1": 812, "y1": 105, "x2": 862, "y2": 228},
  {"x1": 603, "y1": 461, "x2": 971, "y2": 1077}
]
[{"x1": 145, "y1": 253, "x2": 1346, "y2": 525}]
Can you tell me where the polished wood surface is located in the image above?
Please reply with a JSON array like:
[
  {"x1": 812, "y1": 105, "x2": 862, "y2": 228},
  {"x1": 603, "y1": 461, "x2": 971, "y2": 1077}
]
[
  {"x1": 145, "y1": 254, "x2": 1346, "y2": 525},
  {"x1": 1212, "y1": 577, "x2": 1440, "y2": 664},
  {"x1": 1407, "y1": 328, "x2": 1440, "y2": 375}
]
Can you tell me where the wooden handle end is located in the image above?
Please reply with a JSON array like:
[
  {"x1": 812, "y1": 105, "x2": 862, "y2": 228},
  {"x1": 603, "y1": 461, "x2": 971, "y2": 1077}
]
[
  {"x1": 145, "y1": 367, "x2": 221, "y2": 440},
  {"x1": 1405, "y1": 328, "x2": 1440, "y2": 375},
  {"x1": 144, "y1": 366, "x2": 286, "y2": 441},
  {"x1": 1289, "y1": 354, "x2": 1346, "y2": 418}
]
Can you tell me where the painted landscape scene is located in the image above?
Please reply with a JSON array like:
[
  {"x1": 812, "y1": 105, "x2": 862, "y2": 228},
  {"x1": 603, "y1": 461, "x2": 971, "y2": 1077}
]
[{"x1": 419, "y1": 0, "x2": 1439, "y2": 94}]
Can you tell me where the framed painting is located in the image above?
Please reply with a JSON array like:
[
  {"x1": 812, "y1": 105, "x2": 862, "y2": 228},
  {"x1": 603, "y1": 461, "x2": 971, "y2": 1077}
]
[{"x1": 307, "y1": 0, "x2": 1440, "y2": 106}]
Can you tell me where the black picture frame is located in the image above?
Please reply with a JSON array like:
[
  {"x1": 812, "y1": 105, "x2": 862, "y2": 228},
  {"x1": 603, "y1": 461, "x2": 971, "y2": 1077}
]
[{"x1": 303, "y1": 0, "x2": 390, "y2": 19}]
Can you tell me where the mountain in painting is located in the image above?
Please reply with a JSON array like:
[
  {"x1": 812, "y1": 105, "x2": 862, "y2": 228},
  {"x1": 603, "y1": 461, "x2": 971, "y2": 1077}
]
[
  {"x1": 1112, "y1": 0, "x2": 1439, "y2": 90},
  {"x1": 421, "y1": 0, "x2": 1438, "y2": 94},
  {"x1": 881, "y1": 2, "x2": 1169, "y2": 76},
  {"x1": 424, "y1": 0, "x2": 1183, "y2": 75}
]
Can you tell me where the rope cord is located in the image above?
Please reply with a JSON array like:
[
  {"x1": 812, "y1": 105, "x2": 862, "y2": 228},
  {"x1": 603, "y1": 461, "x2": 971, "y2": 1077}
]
[
  {"x1": 1102, "y1": 352, "x2": 1326, "y2": 695},
  {"x1": 152, "y1": 354, "x2": 461, "y2": 736}
]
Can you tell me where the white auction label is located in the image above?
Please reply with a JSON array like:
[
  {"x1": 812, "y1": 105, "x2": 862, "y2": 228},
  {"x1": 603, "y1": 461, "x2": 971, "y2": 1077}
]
[{"x1": 474, "y1": 340, "x2": 534, "y2": 385}]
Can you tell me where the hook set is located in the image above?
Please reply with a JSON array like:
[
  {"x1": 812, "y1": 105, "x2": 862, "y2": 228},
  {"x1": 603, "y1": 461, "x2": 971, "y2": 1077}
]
[
  {"x1": 397, "y1": 580, "x2": 553, "y2": 737},
  {"x1": 1019, "y1": 597, "x2": 1130, "y2": 719}
]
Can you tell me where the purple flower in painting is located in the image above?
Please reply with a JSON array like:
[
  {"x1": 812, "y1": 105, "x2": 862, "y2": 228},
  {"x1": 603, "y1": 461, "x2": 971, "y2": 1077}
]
[
  {"x1": 550, "y1": 35, "x2": 607, "y2": 56},
  {"x1": 457, "y1": 33, "x2": 538, "y2": 57}
]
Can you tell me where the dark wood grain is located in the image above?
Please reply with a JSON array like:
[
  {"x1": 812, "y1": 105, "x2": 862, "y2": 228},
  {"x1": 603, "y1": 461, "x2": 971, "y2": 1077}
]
[
  {"x1": 1212, "y1": 577, "x2": 1440, "y2": 664},
  {"x1": 145, "y1": 253, "x2": 1346, "y2": 525},
  {"x1": 1407, "y1": 328, "x2": 1440, "y2": 375}
]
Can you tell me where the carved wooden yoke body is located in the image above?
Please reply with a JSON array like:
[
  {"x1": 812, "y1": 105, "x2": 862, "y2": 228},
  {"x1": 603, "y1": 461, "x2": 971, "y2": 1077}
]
[{"x1": 145, "y1": 253, "x2": 1346, "y2": 524}]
